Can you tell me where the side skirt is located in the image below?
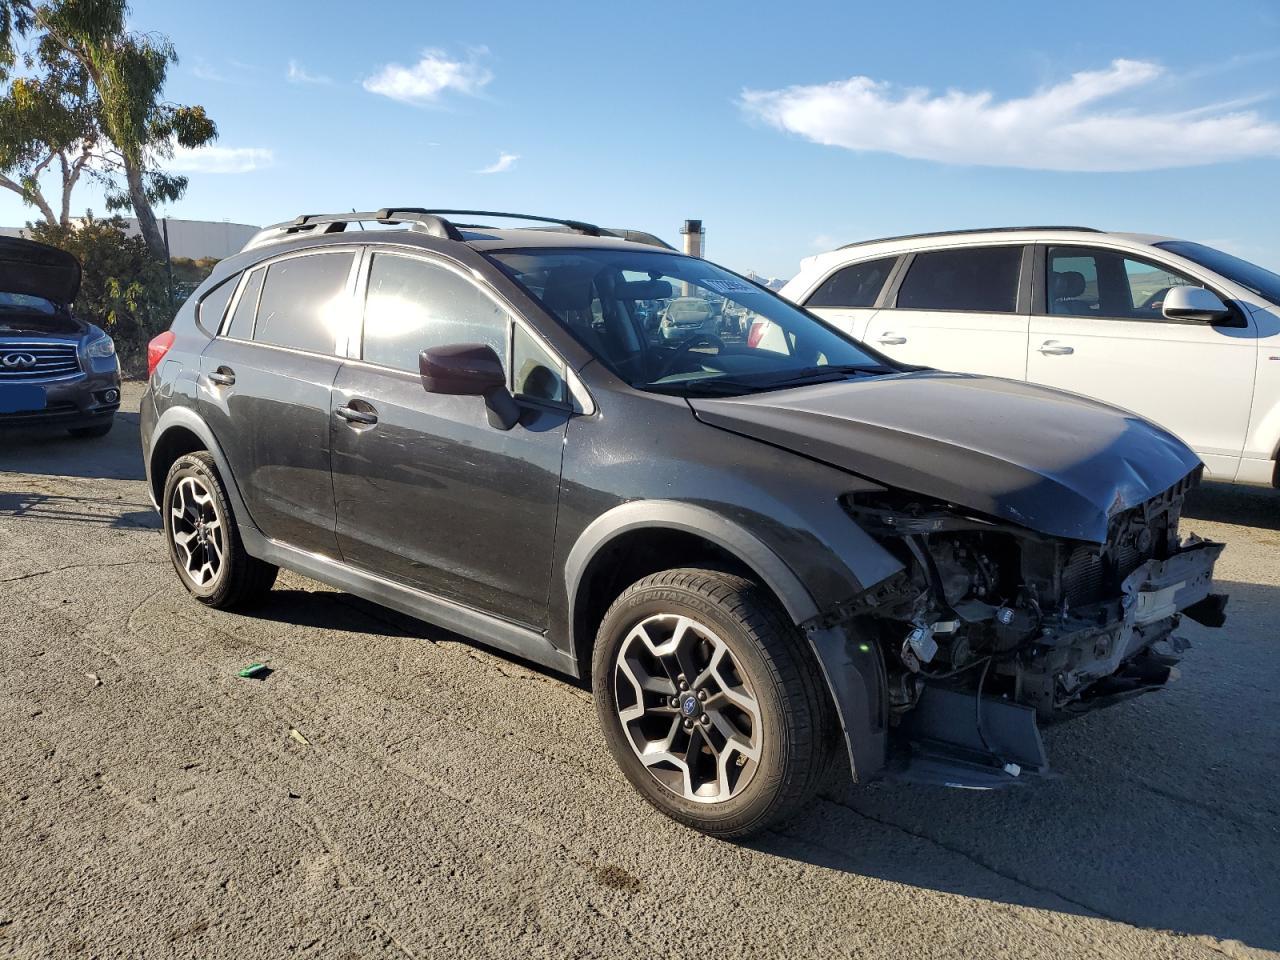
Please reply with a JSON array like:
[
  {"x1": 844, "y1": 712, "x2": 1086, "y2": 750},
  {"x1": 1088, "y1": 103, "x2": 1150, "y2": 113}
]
[{"x1": 241, "y1": 527, "x2": 577, "y2": 677}]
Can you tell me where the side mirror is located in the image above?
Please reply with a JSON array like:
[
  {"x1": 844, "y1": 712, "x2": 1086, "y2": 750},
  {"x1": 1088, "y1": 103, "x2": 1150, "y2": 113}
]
[
  {"x1": 419, "y1": 343, "x2": 520, "y2": 430},
  {"x1": 1162, "y1": 286, "x2": 1230, "y2": 323}
]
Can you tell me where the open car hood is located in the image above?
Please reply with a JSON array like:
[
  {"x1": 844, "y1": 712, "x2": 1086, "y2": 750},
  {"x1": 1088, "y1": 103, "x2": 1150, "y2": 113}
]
[
  {"x1": 688, "y1": 371, "x2": 1202, "y2": 543},
  {"x1": 0, "y1": 236, "x2": 81, "y2": 305}
]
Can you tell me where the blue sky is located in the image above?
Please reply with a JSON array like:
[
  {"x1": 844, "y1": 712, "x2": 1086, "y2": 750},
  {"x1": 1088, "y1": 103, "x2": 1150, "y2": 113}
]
[{"x1": 3, "y1": 0, "x2": 1279, "y2": 278}]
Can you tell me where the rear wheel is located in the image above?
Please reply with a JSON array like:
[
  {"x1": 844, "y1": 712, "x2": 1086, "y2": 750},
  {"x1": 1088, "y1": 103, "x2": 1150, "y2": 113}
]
[
  {"x1": 592, "y1": 567, "x2": 834, "y2": 837},
  {"x1": 162, "y1": 452, "x2": 277, "y2": 608}
]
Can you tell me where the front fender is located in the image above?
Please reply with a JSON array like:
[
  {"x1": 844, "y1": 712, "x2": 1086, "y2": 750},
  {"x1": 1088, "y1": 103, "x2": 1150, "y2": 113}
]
[{"x1": 564, "y1": 500, "x2": 888, "y2": 782}]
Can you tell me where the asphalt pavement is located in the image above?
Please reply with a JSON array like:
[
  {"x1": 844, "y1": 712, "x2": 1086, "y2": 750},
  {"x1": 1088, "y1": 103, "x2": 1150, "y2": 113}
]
[{"x1": 1, "y1": 381, "x2": 1277, "y2": 959}]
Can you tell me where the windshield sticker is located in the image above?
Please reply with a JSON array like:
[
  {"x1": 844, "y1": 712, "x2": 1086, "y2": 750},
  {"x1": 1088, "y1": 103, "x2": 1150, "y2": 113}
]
[{"x1": 700, "y1": 278, "x2": 758, "y2": 295}]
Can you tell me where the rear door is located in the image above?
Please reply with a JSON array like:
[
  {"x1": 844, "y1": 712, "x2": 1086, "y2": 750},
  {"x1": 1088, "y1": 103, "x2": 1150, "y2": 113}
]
[
  {"x1": 198, "y1": 247, "x2": 359, "y2": 557},
  {"x1": 1026, "y1": 244, "x2": 1257, "y2": 480},
  {"x1": 863, "y1": 245, "x2": 1031, "y2": 379},
  {"x1": 330, "y1": 249, "x2": 570, "y2": 630},
  {"x1": 798, "y1": 255, "x2": 899, "y2": 340}
]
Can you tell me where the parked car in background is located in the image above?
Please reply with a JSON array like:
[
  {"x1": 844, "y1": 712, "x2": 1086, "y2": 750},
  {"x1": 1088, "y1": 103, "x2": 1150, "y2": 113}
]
[
  {"x1": 141, "y1": 209, "x2": 1224, "y2": 837},
  {"x1": 0, "y1": 237, "x2": 120, "y2": 437},
  {"x1": 658, "y1": 295, "x2": 720, "y2": 341},
  {"x1": 782, "y1": 227, "x2": 1280, "y2": 487}
]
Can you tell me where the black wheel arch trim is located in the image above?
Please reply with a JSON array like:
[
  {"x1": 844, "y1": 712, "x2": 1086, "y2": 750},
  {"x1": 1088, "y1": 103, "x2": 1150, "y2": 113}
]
[
  {"x1": 564, "y1": 500, "x2": 886, "y2": 782},
  {"x1": 147, "y1": 406, "x2": 260, "y2": 538}
]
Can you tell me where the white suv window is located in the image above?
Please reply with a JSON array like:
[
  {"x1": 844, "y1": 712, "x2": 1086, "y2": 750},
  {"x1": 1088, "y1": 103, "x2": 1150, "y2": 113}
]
[
  {"x1": 895, "y1": 246, "x2": 1022, "y2": 313},
  {"x1": 806, "y1": 256, "x2": 897, "y2": 308},
  {"x1": 1047, "y1": 247, "x2": 1199, "y2": 320}
]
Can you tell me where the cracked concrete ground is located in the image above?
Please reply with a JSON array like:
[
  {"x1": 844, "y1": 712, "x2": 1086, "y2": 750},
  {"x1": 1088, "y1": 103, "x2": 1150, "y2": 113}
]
[{"x1": 1, "y1": 381, "x2": 1277, "y2": 959}]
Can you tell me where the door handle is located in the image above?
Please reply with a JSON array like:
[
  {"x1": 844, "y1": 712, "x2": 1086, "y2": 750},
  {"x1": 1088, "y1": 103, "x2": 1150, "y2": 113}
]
[
  {"x1": 1037, "y1": 341, "x2": 1074, "y2": 356},
  {"x1": 335, "y1": 403, "x2": 378, "y2": 426},
  {"x1": 877, "y1": 333, "x2": 908, "y2": 345},
  {"x1": 207, "y1": 367, "x2": 235, "y2": 386}
]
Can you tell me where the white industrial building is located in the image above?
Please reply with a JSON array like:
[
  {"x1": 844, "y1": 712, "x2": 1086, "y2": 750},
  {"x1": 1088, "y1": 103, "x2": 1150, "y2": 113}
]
[{"x1": 0, "y1": 217, "x2": 259, "y2": 260}]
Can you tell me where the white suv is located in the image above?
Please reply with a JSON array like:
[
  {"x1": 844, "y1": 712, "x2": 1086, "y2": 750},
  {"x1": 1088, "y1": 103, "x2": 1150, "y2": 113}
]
[{"x1": 780, "y1": 227, "x2": 1280, "y2": 487}]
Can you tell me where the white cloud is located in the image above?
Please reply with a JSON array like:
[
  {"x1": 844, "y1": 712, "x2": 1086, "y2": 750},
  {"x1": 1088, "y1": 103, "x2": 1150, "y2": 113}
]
[
  {"x1": 363, "y1": 49, "x2": 492, "y2": 105},
  {"x1": 168, "y1": 145, "x2": 275, "y2": 174},
  {"x1": 740, "y1": 59, "x2": 1280, "y2": 172},
  {"x1": 287, "y1": 59, "x2": 333, "y2": 85},
  {"x1": 476, "y1": 151, "x2": 519, "y2": 174}
]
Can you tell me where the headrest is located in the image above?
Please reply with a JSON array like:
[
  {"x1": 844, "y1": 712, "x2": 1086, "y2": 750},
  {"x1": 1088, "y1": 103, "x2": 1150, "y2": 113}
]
[
  {"x1": 616, "y1": 279, "x2": 673, "y2": 300},
  {"x1": 541, "y1": 267, "x2": 595, "y2": 313},
  {"x1": 1052, "y1": 270, "x2": 1086, "y2": 300},
  {"x1": 664, "y1": 298, "x2": 714, "y2": 323}
]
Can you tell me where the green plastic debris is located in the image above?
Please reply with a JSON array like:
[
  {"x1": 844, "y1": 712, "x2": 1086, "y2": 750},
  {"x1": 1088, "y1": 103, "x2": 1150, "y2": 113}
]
[{"x1": 238, "y1": 663, "x2": 270, "y2": 679}]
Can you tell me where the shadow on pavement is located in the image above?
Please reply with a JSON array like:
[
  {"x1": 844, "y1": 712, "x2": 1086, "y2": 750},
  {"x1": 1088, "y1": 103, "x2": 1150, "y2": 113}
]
[
  {"x1": 1185, "y1": 480, "x2": 1280, "y2": 531},
  {"x1": 750, "y1": 577, "x2": 1280, "y2": 953},
  {"x1": 0, "y1": 409, "x2": 146, "y2": 481}
]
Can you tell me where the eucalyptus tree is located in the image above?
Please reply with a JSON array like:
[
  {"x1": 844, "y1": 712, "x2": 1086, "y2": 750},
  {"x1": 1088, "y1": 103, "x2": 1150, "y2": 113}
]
[{"x1": 0, "y1": 0, "x2": 217, "y2": 257}]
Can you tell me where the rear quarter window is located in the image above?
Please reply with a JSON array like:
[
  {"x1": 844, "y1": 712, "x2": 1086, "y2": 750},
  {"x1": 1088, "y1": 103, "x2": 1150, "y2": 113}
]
[
  {"x1": 805, "y1": 256, "x2": 897, "y2": 308},
  {"x1": 195, "y1": 276, "x2": 239, "y2": 336}
]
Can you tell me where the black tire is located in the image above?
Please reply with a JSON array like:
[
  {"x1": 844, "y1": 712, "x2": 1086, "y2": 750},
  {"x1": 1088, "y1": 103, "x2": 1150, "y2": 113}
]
[
  {"x1": 592, "y1": 567, "x2": 835, "y2": 838},
  {"x1": 162, "y1": 452, "x2": 278, "y2": 609},
  {"x1": 68, "y1": 420, "x2": 113, "y2": 438}
]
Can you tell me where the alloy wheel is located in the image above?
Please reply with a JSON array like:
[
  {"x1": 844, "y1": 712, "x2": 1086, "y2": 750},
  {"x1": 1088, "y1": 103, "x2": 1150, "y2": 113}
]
[
  {"x1": 169, "y1": 475, "x2": 225, "y2": 587},
  {"x1": 613, "y1": 613, "x2": 763, "y2": 803}
]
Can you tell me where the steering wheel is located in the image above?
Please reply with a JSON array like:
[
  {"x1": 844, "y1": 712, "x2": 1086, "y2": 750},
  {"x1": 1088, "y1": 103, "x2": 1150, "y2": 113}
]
[
  {"x1": 655, "y1": 333, "x2": 725, "y2": 379},
  {"x1": 1138, "y1": 286, "x2": 1176, "y2": 313}
]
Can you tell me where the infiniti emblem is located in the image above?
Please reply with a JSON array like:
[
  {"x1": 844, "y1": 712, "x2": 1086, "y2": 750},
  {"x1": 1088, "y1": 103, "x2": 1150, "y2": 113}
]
[{"x1": 1, "y1": 352, "x2": 37, "y2": 370}]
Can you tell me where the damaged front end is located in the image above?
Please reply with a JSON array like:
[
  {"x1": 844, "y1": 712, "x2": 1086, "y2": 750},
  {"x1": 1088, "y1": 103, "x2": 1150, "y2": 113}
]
[{"x1": 840, "y1": 470, "x2": 1227, "y2": 788}]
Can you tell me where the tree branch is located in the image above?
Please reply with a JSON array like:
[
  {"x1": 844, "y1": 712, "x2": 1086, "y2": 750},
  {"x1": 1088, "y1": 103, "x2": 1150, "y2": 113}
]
[{"x1": 0, "y1": 169, "x2": 57, "y2": 225}]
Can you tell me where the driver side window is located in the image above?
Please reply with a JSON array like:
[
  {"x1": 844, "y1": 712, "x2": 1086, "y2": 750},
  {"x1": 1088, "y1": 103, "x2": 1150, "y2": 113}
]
[{"x1": 1047, "y1": 247, "x2": 1198, "y2": 321}]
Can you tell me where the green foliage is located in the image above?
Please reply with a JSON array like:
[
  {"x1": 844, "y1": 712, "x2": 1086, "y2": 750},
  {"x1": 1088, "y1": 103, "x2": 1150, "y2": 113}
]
[
  {"x1": 29, "y1": 213, "x2": 170, "y2": 375},
  {"x1": 0, "y1": 0, "x2": 218, "y2": 255}
]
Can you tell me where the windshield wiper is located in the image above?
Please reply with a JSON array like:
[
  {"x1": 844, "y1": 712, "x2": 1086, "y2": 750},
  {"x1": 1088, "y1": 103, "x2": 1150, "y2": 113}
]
[
  {"x1": 758, "y1": 364, "x2": 892, "y2": 389},
  {"x1": 643, "y1": 378, "x2": 771, "y2": 397}
]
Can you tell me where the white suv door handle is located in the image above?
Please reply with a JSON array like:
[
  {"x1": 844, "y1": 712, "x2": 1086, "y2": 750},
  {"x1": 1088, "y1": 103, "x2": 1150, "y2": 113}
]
[
  {"x1": 877, "y1": 333, "x2": 908, "y2": 345},
  {"x1": 1038, "y1": 341, "x2": 1074, "y2": 356}
]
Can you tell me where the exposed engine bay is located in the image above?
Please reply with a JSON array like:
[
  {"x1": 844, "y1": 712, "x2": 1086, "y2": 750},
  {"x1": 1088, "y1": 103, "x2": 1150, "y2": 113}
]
[{"x1": 841, "y1": 470, "x2": 1226, "y2": 786}]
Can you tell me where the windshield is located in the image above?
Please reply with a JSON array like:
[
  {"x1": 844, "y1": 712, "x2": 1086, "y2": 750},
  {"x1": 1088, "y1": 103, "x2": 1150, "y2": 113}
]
[
  {"x1": 0, "y1": 292, "x2": 57, "y2": 314},
  {"x1": 487, "y1": 248, "x2": 892, "y2": 396},
  {"x1": 1155, "y1": 241, "x2": 1280, "y2": 306}
]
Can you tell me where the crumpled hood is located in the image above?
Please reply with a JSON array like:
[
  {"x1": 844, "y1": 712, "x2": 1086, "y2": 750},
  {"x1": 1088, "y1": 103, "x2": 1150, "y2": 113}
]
[
  {"x1": 0, "y1": 236, "x2": 81, "y2": 305},
  {"x1": 689, "y1": 371, "x2": 1202, "y2": 543}
]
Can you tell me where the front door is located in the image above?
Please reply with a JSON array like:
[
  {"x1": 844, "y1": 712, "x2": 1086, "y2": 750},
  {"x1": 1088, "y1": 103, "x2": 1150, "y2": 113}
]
[
  {"x1": 330, "y1": 250, "x2": 570, "y2": 630},
  {"x1": 1026, "y1": 245, "x2": 1257, "y2": 481},
  {"x1": 198, "y1": 249, "x2": 359, "y2": 557},
  {"x1": 863, "y1": 245, "x2": 1030, "y2": 379}
]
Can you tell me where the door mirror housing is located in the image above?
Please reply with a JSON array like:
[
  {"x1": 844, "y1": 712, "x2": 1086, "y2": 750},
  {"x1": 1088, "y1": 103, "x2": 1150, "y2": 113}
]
[
  {"x1": 419, "y1": 343, "x2": 520, "y2": 430},
  {"x1": 1162, "y1": 286, "x2": 1231, "y2": 323}
]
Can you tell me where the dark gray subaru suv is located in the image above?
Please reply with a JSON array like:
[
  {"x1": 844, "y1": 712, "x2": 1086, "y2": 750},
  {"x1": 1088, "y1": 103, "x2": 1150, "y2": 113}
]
[
  {"x1": 140, "y1": 209, "x2": 1226, "y2": 837},
  {"x1": 0, "y1": 236, "x2": 120, "y2": 436}
]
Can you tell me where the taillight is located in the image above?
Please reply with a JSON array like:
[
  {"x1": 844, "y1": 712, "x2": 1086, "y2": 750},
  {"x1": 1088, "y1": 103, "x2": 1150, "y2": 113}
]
[
  {"x1": 147, "y1": 330, "x2": 176, "y2": 378},
  {"x1": 746, "y1": 321, "x2": 766, "y2": 349}
]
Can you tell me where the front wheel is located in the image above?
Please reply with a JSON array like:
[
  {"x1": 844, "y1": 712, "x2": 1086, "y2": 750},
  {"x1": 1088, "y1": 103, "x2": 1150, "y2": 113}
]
[
  {"x1": 162, "y1": 452, "x2": 278, "y2": 609},
  {"x1": 592, "y1": 568, "x2": 834, "y2": 837}
]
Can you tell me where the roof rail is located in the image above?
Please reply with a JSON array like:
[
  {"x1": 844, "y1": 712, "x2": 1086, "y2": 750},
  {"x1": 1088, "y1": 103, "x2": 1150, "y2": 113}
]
[
  {"x1": 837, "y1": 225, "x2": 1102, "y2": 251},
  {"x1": 241, "y1": 208, "x2": 608, "y2": 252},
  {"x1": 410, "y1": 209, "x2": 604, "y2": 236}
]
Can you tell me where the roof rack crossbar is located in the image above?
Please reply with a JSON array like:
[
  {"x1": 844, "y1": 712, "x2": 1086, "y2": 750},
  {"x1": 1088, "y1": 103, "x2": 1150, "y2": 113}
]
[
  {"x1": 385, "y1": 209, "x2": 604, "y2": 237},
  {"x1": 837, "y1": 225, "x2": 1101, "y2": 250},
  {"x1": 243, "y1": 208, "x2": 613, "y2": 251}
]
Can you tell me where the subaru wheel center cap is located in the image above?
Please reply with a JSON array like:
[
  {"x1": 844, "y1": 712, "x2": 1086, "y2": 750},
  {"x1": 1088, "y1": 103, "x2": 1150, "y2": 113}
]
[{"x1": 680, "y1": 694, "x2": 700, "y2": 717}]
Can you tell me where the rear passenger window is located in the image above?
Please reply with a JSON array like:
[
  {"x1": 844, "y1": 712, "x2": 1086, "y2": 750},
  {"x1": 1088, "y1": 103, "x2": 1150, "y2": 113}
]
[
  {"x1": 253, "y1": 252, "x2": 354, "y2": 354},
  {"x1": 806, "y1": 256, "x2": 897, "y2": 308},
  {"x1": 362, "y1": 253, "x2": 509, "y2": 372},
  {"x1": 896, "y1": 247, "x2": 1023, "y2": 314},
  {"x1": 225, "y1": 268, "x2": 264, "y2": 340}
]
